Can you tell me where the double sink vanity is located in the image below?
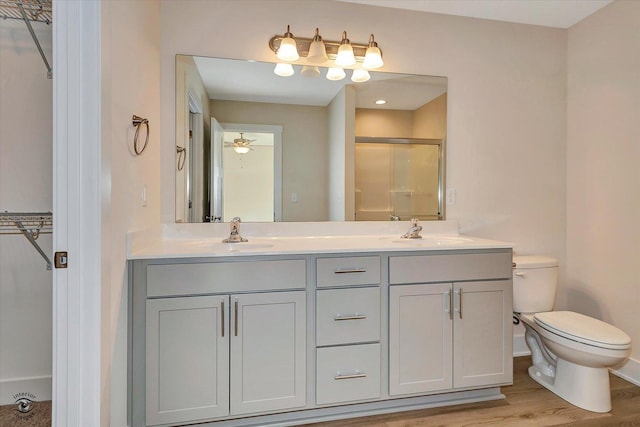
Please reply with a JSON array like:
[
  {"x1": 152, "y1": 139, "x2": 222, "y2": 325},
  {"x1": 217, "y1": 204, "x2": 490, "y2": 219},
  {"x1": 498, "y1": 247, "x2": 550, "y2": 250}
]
[{"x1": 128, "y1": 220, "x2": 513, "y2": 427}]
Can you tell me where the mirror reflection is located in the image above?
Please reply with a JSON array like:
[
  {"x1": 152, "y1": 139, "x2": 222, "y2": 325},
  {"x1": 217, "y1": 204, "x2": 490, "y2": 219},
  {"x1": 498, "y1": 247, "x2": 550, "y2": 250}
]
[{"x1": 175, "y1": 55, "x2": 447, "y2": 223}]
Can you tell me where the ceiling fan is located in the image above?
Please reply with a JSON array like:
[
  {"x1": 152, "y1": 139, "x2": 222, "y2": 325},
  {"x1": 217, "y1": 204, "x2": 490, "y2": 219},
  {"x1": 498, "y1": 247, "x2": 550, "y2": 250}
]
[{"x1": 224, "y1": 132, "x2": 255, "y2": 154}]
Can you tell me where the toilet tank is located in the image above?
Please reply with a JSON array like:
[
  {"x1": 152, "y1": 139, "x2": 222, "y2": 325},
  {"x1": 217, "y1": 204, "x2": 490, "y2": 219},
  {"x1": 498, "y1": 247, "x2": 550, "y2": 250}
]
[{"x1": 512, "y1": 255, "x2": 559, "y2": 313}]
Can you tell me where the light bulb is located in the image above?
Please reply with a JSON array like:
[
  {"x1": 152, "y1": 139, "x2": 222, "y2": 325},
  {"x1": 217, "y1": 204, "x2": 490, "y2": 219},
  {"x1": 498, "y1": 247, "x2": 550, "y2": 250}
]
[
  {"x1": 351, "y1": 69, "x2": 371, "y2": 82},
  {"x1": 274, "y1": 63, "x2": 294, "y2": 77},
  {"x1": 335, "y1": 31, "x2": 356, "y2": 67},
  {"x1": 301, "y1": 65, "x2": 320, "y2": 78},
  {"x1": 326, "y1": 67, "x2": 346, "y2": 81},
  {"x1": 276, "y1": 25, "x2": 299, "y2": 61},
  {"x1": 363, "y1": 34, "x2": 384, "y2": 69},
  {"x1": 307, "y1": 28, "x2": 328, "y2": 64},
  {"x1": 375, "y1": 99, "x2": 386, "y2": 105},
  {"x1": 233, "y1": 146, "x2": 250, "y2": 154}
]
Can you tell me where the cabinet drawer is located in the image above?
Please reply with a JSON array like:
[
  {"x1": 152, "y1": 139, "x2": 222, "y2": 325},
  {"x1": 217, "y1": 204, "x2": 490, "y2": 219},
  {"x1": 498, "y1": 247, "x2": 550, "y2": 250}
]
[
  {"x1": 316, "y1": 287, "x2": 380, "y2": 346},
  {"x1": 316, "y1": 256, "x2": 380, "y2": 287},
  {"x1": 147, "y1": 259, "x2": 306, "y2": 297},
  {"x1": 389, "y1": 251, "x2": 512, "y2": 284},
  {"x1": 316, "y1": 344, "x2": 381, "y2": 405}
]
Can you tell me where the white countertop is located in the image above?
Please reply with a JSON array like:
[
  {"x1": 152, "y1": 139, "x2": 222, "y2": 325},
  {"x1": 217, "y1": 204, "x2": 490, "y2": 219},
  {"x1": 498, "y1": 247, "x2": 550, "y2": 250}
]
[{"x1": 128, "y1": 221, "x2": 513, "y2": 260}]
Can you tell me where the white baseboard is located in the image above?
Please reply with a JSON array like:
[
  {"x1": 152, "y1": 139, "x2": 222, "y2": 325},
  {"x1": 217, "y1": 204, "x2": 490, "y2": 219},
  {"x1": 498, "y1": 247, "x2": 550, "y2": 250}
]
[
  {"x1": 611, "y1": 357, "x2": 640, "y2": 387},
  {"x1": 513, "y1": 333, "x2": 531, "y2": 357},
  {"x1": 0, "y1": 376, "x2": 52, "y2": 406}
]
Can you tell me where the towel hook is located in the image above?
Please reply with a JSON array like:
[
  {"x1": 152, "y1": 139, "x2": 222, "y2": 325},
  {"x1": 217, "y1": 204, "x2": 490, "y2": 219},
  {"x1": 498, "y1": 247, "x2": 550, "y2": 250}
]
[
  {"x1": 132, "y1": 115, "x2": 149, "y2": 155},
  {"x1": 176, "y1": 146, "x2": 186, "y2": 171}
]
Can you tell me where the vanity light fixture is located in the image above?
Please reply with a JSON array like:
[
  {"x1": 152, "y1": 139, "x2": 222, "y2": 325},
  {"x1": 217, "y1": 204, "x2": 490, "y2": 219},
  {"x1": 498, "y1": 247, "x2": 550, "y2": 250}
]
[
  {"x1": 335, "y1": 31, "x2": 356, "y2": 67},
  {"x1": 275, "y1": 25, "x2": 299, "y2": 61},
  {"x1": 351, "y1": 69, "x2": 370, "y2": 82},
  {"x1": 274, "y1": 63, "x2": 294, "y2": 77},
  {"x1": 326, "y1": 67, "x2": 346, "y2": 81},
  {"x1": 268, "y1": 26, "x2": 384, "y2": 79},
  {"x1": 363, "y1": 34, "x2": 384, "y2": 69},
  {"x1": 306, "y1": 28, "x2": 329, "y2": 64}
]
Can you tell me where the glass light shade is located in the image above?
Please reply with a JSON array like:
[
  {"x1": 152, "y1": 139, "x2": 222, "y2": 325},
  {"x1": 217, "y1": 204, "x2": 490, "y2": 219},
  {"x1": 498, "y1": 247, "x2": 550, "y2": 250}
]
[
  {"x1": 351, "y1": 69, "x2": 371, "y2": 82},
  {"x1": 363, "y1": 45, "x2": 384, "y2": 69},
  {"x1": 307, "y1": 39, "x2": 328, "y2": 64},
  {"x1": 301, "y1": 65, "x2": 320, "y2": 78},
  {"x1": 274, "y1": 63, "x2": 294, "y2": 77},
  {"x1": 326, "y1": 67, "x2": 346, "y2": 81},
  {"x1": 335, "y1": 43, "x2": 356, "y2": 67},
  {"x1": 233, "y1": 146, "x2": 250, "y2": 154},
  {"x1": 277, "y1": 37, "x2": 299, "y2": 61}
]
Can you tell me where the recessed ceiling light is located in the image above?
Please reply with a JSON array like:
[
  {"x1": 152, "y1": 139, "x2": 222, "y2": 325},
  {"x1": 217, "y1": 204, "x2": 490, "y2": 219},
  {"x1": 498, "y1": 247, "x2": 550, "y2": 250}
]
[{"x1": 375, "y1": 99, "x2": 386, "y2": 105}]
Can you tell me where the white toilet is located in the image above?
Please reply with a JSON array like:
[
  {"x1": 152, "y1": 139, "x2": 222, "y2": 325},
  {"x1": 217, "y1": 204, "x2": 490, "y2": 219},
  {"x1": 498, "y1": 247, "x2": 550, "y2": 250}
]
[{"x1": 513, "y1": 255, "x2": 631, "y2": 413}]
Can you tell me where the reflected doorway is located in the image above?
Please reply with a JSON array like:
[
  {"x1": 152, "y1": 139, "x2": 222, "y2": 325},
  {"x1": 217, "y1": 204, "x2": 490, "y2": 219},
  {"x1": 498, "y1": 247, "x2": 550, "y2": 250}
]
[{"x1": 211, "y1": 122, "x2": 283, "y2": 222}]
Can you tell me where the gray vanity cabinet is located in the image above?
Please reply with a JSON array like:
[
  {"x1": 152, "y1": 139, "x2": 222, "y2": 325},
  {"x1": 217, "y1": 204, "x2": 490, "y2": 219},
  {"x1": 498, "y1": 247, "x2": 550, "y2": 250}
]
[
  {"x1": 388, "y1": 252, "x2": 513, "y2": 396},
  {"x1": 145, "y1": 291, "x2": 306, "y2": 426},
  {"x1": 138, "y1": 259, "x2": 307, "y2": 427}
]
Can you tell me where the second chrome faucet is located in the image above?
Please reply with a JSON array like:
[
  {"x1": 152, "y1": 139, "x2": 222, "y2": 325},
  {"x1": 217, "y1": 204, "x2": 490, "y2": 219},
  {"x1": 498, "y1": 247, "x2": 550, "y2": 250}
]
[{"x1": 222, "y1": 216, "x2": 248, "y2": 243}]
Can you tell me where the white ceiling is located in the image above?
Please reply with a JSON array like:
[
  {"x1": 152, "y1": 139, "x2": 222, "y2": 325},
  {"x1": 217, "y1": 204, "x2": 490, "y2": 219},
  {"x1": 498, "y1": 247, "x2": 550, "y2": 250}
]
[{"x1": 338, "y1": 0, "x2": 613, "y2": 29}]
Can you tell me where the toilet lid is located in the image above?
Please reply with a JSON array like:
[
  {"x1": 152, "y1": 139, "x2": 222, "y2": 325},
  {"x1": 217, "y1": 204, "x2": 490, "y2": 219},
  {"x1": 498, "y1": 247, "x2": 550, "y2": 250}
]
[{"x1": 534, "y1": 311, "x2": 631, "y2": 350}]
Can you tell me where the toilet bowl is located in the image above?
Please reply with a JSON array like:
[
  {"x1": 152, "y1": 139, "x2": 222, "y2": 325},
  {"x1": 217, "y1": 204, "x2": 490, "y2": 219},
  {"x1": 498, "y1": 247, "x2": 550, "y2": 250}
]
[{"x1": 513, "y1": 256, "x2": 631, "y2": 413}]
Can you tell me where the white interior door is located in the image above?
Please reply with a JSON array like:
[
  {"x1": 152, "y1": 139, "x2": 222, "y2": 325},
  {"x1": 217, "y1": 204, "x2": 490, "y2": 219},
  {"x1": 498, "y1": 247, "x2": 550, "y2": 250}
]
[{"x1": 211, "y1": 117, "x2": 224, "y2": 221}]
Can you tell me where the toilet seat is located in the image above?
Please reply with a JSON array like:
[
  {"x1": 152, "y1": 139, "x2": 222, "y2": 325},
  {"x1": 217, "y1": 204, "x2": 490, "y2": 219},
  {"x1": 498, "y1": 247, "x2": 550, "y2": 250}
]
[{"x1": 534, "y1": 311, "x2": 631, "y2": 350}]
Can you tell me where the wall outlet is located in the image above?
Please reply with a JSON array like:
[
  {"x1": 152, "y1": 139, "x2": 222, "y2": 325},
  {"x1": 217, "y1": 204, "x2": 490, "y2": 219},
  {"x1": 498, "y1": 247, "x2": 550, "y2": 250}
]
[
  {"x1": 291, "y1": 192, "x2": 298, "y2": 203},
  {"x1": 446, "y1": 188, "x2": 456, "y2": 205}
]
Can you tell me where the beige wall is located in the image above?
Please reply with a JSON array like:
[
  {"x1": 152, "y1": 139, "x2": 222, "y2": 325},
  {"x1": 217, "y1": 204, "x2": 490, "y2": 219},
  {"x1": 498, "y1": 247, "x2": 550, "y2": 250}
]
[
  {"x1": 101, "y1": 1, "x2": 161, "y2": 425},
  {"x1": 355, "y1": 109, "x2": 414, "y2": 137},
  {"x1": 0, "y1": 19, "x2": 52, "y2": 404},
  {"x1": 211, "y1": 100, "x2": 328, "y2": 221},
  {"x1": 566, "y1": 0, "x2": 640, "y2": 364},
  {"x1": 413, "y1": 93, "x2": 447, "y2": 139}
]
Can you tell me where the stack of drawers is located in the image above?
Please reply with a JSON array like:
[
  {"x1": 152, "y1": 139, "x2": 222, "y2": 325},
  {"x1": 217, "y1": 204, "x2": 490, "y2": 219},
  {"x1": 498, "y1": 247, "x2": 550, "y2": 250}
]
[{"x1": 315, "y1": 256, "x2": 381, "y2": 405}]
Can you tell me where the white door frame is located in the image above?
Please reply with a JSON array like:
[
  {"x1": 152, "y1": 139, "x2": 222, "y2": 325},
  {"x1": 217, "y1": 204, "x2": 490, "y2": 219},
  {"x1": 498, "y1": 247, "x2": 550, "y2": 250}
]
[{"x1": 52, "y1": 1, "x2": 102, "y2": 426}]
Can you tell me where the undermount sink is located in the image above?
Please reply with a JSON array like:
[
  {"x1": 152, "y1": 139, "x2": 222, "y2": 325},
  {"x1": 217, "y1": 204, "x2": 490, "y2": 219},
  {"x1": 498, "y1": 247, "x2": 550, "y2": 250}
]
[
  {"x1": 388, "y1": 236, "x2": 473, "y2": 246},
  {"x1": 212, "y1": 242, "x2": 275, "y2": 252}
]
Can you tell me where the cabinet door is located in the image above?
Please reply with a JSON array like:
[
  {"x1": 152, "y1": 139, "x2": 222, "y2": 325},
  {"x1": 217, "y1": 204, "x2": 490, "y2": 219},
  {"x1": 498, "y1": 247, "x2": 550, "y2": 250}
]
[
  {"x1": 389, "y1": 284, "x2": 453, "y2": 395},
  {"x1": 453, "y1": 280, "x2": 513, "y2": 388},
  {"x1": 146, "y1": 295, "x2": 230, "y2": 426},
  {"x1": 230, "y1": 291, "x2": 306, "y2": 415}
]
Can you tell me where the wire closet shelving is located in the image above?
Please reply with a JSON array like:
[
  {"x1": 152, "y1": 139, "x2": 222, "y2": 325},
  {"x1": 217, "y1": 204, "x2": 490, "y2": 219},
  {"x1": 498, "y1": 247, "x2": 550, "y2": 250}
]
[
  {"x1": 0, "y1": 212, "x2": 53, "y2": 269},
  {"x1": 0, "y1": 0, "x2": 52, "y2": 78}
]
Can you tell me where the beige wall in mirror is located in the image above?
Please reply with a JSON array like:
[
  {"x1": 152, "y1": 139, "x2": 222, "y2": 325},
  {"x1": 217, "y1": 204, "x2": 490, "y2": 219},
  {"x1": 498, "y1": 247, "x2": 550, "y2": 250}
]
[{"x1": 175, "y1": 55, "x2": 447, "y2": 223}]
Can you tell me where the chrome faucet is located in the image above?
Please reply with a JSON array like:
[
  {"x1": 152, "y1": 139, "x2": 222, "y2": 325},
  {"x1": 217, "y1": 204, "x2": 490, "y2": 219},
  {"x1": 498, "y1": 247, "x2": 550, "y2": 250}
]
[
  {"x1": 401, "y1": 218, "x2": 423, "y2": 239},
  {"x1": 390, "y1": 215, "x2": 401, "y2": 221},
  {"x1": 222, "y1": 217, "x2": 248, "y2": 243}
]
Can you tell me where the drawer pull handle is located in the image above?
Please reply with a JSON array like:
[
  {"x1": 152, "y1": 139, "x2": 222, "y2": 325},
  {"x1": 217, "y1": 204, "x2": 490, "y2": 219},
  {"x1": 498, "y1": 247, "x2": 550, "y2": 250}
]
[
  {"x1": 221, "y1": 299, "x2": 225, "y2": 337},
  {"x1": 334, "y1": 313, "x2": 367, "y2": 321},
  {"x1": 334, "y1": 267, "x2": 367, "y2": 274},
  {"x1": 334, "y1": 372, "x2": 367, "y2": 380},
  {"x1": 234, "y1": 298, "x2": 239, "y2": 337}
]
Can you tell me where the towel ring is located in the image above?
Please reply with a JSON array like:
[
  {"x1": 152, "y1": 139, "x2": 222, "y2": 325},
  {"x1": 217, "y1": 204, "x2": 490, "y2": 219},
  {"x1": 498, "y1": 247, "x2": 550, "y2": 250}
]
[
  {"x1": 132, "y1": 115, "x2": 149, "y2": 155},
  {"x1": 176, "y1": 146, "x2": 186, "y2": 171}
]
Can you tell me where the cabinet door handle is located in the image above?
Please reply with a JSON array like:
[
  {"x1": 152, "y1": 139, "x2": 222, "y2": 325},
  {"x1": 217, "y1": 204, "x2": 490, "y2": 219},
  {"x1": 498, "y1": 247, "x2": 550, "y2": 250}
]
[
  {"x1": 234, "y1": 298, "x2": 238, "y2": 337},
  {"x1": 334, "y1": 267, "x2": 366, "y2": 274},
  {"x1": 454, "y1": 289, "x2": 462, "y2": 319},
  {"x1": 334, "y1": 372, "x2": 367, "y2": 380},
  {"x1": 334, "y1": 313, "x2": 367, "y2": 321},
  {"x1": 446, "y1": 290, "x2": 452, "y2": 320},
  {"x1": 221, "y1": 299, "x2": 225, "y2": 337}
]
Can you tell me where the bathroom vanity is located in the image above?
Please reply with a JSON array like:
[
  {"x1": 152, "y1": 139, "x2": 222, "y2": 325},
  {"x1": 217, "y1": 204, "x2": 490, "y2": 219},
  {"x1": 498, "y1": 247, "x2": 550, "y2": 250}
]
[{"x1": 128, "y1": 222, "x2": 513, "y2": 427}]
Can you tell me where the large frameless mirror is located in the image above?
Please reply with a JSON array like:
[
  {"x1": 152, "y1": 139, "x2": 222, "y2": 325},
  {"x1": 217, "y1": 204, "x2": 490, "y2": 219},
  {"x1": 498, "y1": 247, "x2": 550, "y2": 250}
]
[{"x1": 175, "y1": 55, "x2": 447, "y2": 223}]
